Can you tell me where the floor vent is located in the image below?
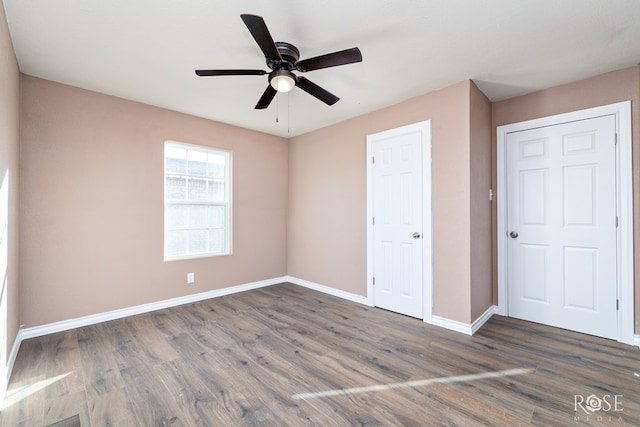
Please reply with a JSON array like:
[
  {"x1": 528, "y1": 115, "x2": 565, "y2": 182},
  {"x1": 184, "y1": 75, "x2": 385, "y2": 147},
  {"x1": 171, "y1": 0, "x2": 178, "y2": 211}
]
[{"x1": 45, "y1": 414, "x2": 81, "y2": 427}]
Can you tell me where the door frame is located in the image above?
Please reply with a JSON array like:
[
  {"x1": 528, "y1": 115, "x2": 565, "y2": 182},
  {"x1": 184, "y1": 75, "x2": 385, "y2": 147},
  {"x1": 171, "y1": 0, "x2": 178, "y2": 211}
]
[
  {"x1": 366, "y1": 120, "x2": 433, "y2": 322},
  {"x1": 496, "y1": 101, "x2": 634, "y2": 345}
]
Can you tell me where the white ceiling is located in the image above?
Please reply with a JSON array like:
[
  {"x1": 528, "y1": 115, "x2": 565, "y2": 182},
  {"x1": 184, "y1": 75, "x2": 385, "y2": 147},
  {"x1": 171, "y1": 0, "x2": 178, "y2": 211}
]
[{"x1": 4, "y1": 0, "x2": 640, "y2": 138}]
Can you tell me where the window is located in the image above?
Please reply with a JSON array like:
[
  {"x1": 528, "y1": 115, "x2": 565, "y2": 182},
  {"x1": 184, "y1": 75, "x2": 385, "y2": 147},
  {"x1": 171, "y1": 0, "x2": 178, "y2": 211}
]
[{"x1": 164, "y1": 141, "x2": 231, "y2": 260}]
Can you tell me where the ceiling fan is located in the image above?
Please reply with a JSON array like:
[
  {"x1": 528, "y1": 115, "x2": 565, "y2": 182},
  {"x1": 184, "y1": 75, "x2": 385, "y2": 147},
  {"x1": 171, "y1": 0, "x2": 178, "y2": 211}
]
[{"x1": 195, "y1": 14, "x2": 363, "y2": 109}]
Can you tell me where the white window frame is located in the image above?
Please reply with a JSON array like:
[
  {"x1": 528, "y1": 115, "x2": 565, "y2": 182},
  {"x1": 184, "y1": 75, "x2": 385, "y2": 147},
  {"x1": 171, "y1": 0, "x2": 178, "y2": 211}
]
[{"x1": 164, "y1": 141, "x2": 232, "y2": 261}]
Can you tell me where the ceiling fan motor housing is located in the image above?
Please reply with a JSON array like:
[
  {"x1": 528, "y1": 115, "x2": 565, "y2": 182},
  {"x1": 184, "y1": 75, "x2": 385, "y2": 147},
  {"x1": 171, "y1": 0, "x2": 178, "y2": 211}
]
[{"x1": 268, "y1": 41, "x2": 300, "y2": 70}]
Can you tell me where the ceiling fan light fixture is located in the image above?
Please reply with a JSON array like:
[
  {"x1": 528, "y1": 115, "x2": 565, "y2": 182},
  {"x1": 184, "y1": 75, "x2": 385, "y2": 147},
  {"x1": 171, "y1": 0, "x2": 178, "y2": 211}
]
[{"x1": 269, "y1": 70, "x2": 296, "y2": 93}]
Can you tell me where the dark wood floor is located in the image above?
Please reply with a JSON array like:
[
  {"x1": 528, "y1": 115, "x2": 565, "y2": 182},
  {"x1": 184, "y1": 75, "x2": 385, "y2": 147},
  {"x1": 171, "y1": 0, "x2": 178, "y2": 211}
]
[{"x1": 1, "y1": 283, "x2": 639, "y2": 426}]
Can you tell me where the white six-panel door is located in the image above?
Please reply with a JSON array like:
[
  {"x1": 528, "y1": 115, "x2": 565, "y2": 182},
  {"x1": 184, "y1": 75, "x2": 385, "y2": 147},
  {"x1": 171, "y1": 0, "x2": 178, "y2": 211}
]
[
  {"x1": 506, "y1": 115, "x2": 618, "y2": 339},
  {"x1": 369, "y1": 123, "x2": 427, "y2": 319}
]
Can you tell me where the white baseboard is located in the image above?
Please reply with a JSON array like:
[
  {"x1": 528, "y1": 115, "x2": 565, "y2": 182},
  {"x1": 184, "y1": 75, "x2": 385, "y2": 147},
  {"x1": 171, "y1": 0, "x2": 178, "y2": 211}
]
[
  {"x1": 285, "y1": 276, "x2": 372, "y2": 306},
  {"x1": 430, "y1": 316, "x2": 474, "y2": 335},
  {"x1": 2, "y1": 327, "x2": 26, "y2": 407},
  {"x1": 20, "y1": 276, "x2": 287, "y2": 340},
  {"x1": 634, "y1": 334, "x2": 640, "y2": 348},
  {"x1": 6, "y1": 330, "x2": 23, "y2": 380},
  {"x1": 471, "y1": 305, "x2": 499, "y2": 334},
  {"x1": 430, "y1": 305, "x2": 498, "y2": 336}
]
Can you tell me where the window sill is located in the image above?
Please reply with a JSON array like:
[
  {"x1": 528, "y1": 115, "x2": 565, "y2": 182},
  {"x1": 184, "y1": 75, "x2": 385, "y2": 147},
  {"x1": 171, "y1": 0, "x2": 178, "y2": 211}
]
[{"x1": 164, "y1": 251, "x2": 231, "y2": 262}]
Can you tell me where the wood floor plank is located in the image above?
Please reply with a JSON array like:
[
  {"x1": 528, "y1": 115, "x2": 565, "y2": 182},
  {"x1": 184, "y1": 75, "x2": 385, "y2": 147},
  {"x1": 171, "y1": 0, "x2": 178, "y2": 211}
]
[
  {"x1": 197, "y1": 347, "x2": 294, "y2": 426},
  {"x1": 42, "y1": 390, "x2": 91, "y2": 427},
  {"x1": 158, "y1": 332, "x2": 300, "y2": 425},
  {"x1": 5, "y1": 282, "x2": 640, "y2": 426},
  {"x1": 153, "y1": 359, "x2": 241, "y2": 426},
  {"x1": 6, "y1": 337, "x2": 48, "y2": 386},
  {"x1": 197, "y1": 294, "x2": 263, "y2": 328},
  {"x1": 86, "y1": 388, "x2": 138, "y2": 427},
  {"x1": 116, "y1": 353, "x2": 190, "y2": 426},
  {"x1": 411, "y1": 382, "x2": 535, "y2": 426},
  {"x1": 43, "y1": 330, "x2": 86, "y2": 400},
  {"x1": 102, "y1": 318, "x2": 149, "y2": 362},
  {"x1": 0, "y1": 374, "x2": 46, "y2": 427},
  {"x1": 267, "y1": 324, "x2": 333, "y2": 358},
  {"x1": 212, "y1": 345, "x2": 324, "y2": 425},
  {"x1": 251, "y1": 303, "x2": 305, "y2": 330},
  {"x1": 124, "y1": 312, "x2": 181, "y2": 363},
  {"x1": 77, "y1": 323, "x2": 127, "y2": 401},
  {"x1": 166, "y1": 304, "x2": 235, "y2": 352},
  {"x1": 236, "y1": 329, "x2": 409, "y2": 426}
]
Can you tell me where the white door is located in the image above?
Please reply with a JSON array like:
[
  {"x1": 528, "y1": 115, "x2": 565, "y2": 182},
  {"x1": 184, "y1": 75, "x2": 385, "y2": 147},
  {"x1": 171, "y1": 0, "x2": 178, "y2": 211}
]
[
  {"x1": 506, "y1": 115, "x2": 617, "y2": 339},
  {"x1": 370, "y1": 124, "x2": 426, "y2": 318}
]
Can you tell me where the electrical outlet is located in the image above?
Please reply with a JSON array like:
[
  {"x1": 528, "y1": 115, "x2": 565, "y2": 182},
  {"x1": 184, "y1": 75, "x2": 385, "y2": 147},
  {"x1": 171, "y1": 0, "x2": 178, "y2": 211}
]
[{"x1": 187, "y1": 272, "x2": 195, "y2": 284}]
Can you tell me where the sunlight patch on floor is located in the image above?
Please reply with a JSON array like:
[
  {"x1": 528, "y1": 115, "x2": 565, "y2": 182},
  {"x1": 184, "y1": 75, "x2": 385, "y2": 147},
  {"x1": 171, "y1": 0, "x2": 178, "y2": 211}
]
[
  {"x1": 292, "y1": 368, "x2": 534, "y2": 400},
  {"x1": 1, "y1": 372, "x2": 71, "y2": 410}
]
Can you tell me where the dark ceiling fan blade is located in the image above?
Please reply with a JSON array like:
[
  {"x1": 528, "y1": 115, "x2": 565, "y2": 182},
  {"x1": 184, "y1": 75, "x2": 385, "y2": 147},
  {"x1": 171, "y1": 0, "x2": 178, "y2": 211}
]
[
  {"x1": 296, "y1": 77, "x2": 339, "y2": 105},
  {"x1": 255, "y1": 85, "x2": 278, "y2": 109},
  {"x1": 240, "y1": 14, "x2": 282, "y2": 62},
  {"x1": 195, "y1": 69, "x2": 267, "y2": 76},
  {"x1": 296, "y1": 47, "x2": 362, "y2": 72}
]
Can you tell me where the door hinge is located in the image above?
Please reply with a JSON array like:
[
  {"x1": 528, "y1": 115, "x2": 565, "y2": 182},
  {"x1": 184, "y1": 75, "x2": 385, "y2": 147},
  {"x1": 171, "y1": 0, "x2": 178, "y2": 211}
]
[
  {"x1": 616, "y1": 299, "x2": 619, "y2": 310},
  {"x1": 372, "y1": 156, "x2": 375, "y2": 164},
  {"x1": 373, "y1": 277, "x2": 376, "y2": 286},
  {"x1": 615, "y1": 133, "x2": 618, "y2": 145},
  {"x1": 616, "y1": 216, "x2": 619, "y2": 227},
  {"x1": 372, "y1": 217, "x2": 375, "y2": 225}
]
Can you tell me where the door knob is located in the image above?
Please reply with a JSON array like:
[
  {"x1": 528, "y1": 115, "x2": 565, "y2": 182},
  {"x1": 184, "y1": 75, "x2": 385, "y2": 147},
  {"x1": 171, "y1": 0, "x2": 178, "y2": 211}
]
[
  {"x1": 412, "y1": 232, "x2": 421, "y2": 239},
  {"x1": 510, "y1": 231, "x2": 519, "y2": 239}
]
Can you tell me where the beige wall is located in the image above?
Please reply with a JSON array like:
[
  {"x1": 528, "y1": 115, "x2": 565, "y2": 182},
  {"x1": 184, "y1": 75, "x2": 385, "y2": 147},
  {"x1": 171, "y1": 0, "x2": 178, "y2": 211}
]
[
  {"x1": 0, "y1": 0, "x2": 20, "y2": 376},
  {"x1": 289, "y1": 80, "x2": 492, "y2": 324},
  {"x1": 14, "y1": 55, "x2": 637, "y2": 334},
  {"x1": 19, "y1": 76, "x2": 289, "y2": 327},
  {"x1": 469, "y1": 82, "x2": 493, "y2": 321},
  {"x1": 492, "y1": 65, "x2": 640, "y2": 332}
]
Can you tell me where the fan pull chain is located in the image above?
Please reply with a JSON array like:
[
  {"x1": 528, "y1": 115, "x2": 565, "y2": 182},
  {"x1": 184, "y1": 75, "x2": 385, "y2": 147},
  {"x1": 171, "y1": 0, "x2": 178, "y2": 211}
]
[
  {"x1": 287, "y1": 93, "x2": 290, "y2": 134},
  {"x1": 275, "y1": 92, "x2": 279, "y2": 123}
]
